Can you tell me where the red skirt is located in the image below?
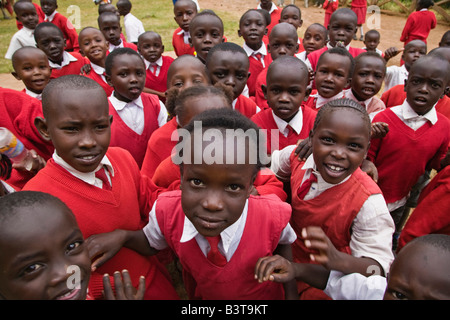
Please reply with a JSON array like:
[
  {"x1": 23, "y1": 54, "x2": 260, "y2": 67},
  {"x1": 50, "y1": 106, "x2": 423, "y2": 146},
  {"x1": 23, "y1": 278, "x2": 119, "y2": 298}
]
[{"x1": 351, "y1": 6, "x2": 367, "y2": 24}]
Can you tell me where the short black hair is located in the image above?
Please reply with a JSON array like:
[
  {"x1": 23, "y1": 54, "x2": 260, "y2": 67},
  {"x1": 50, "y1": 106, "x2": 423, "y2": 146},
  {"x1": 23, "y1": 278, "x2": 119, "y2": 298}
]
[
  {"x1": 205, "y1": 42, "x2": 248, "y2": 67},
  {"x1": 404, "y1": 234, "x2": 450, "y2": 254},
  {"x1": 105, "y1": 47, "x2": 144, "y2": 76},
  {"x1": 317, "y1": 46, "x2": 355, "y2": 78},
  {"x1": 190, "y1": 9, "x2": 223, "y2": 33},
  {"x1": 239, "y1": 9, "x2": 268, "y2": 27},
  {"x1": 364, "y1": 29, "x2": 380, "y2": 39},
  {"x1": 329, "y1": 8, "x2": 357, "y2": 26},
  {"x1": 280, "y1": 4, "x2": 301, "y2": 18},
  {"x1": 354, "y1": 51, "x2": 387, "y2": 74},
  {"x1": 417, "y1": 0, "x2": 434, "y2": 9},
  {"x1": 98, "y1": 11, "x2": 120, "y2": 26},
  {"x1": 34, "y1": 21, "x2": 64, "y2": 42},
  {"x1": 266, "y1": 55, "x2": 309, "y2": 85}
]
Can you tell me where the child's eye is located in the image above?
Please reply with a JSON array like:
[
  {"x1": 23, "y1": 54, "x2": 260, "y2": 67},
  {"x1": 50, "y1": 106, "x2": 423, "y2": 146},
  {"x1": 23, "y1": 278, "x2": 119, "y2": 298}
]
[
  {"x1": 226, "y1": 184, "x2": 243, "y2": 192},
  {"x1": 190, "y1": 179, "x2": 204, "y2": 187},
  {"x1": 348, "y1": 142, "x2": 362, "y2": 150},
  {"x1": 22, "y1": 263, "x2": 44, "y2": 276},
  {"x1": 66, "y1": 240, "x2": 83, "y2": 254},
  {"x1": 173, "y1": 81, "x2": 183, "y2": 87},
  {"x1": 289, "y1": 89, "x2": 300, "y2": 95},
  {"x1": 431, "y1": 82, "x2": 442, "y2": 89},
  {"x1": 392, "y1": 291, "x2": 408, "y2": 300},
  {"x1": 62, "y1": 127, "x2": 78, "y2": 133},
  {"x1": 213, "y1": 72, "x2": 225, "y2": 79},
  {"x1": 320, "y1": 137, "x2": 334, "y2": 144}
]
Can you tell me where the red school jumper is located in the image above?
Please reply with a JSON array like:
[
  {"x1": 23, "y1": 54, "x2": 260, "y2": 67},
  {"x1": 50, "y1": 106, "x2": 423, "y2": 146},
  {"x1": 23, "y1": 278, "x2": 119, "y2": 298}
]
[
  {"x1": 368, "y1": 108, "x2": 450, "y2": 204},
  {"x1": 172, "y1": 27, "x2": 196, "y2": 57},
  {"x1": 247, "y1": 51, "x2": 272, "y2": 98},
  {"x1": 47, "y1": 12, "x2": 80, "y2": 52},
  {"x1": 307, "y1": 46, "x2": 366, "y2": 72},
  {"x1": 350, "y1": 0, "x2": 367, "y2": 25},
  {"x1": 234, "y1": 94, "x2": 259, "y2": 118},
  {"x1": 22, "y1": 147, "x2": 179, "y2": 300},
  {"x1": 289, "y1": 151, "x2": 382, "y2": 300},
  {"x1": 83, "y1": 66, "x2": 114, "y2": 97},
  {"x1": 400, "y1": 9, "x2": 436, "y2": 45},
  {"x1": 250, "y1": 106, "x2": 317, "y2": 154},
  {"x1": 154, "y1": 190, "x2": 291, "y2": 300},
  {"x1": 108, "y1": 92, "x2": 163, "y2": 168},
  {"x1": 140, "y1": 117, "x2": 178, "y2": 179},
  {"x1": 50, "y1": 52, "x2": 89, "y2": 79},
  {"x1": 144, "y1": 55, "x2": 174, "y2": 97}
]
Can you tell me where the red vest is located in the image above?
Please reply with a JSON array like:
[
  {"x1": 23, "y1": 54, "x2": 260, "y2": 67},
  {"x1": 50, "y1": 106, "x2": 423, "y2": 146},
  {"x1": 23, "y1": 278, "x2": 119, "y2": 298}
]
[
  {"x1": 247, "y1": 52, "x2": 272, "y2": 97},
  {"x1": 234, "y1": 94, "x2": 259, "y2": 118},
  {"x1": 172, "y1": 27, "x2": 196, "y2": 57},
  {"x1": 144, "y1": 55, "x2": 174, "y2": 95},
  {"x1": 83, "y1": 66, "x2": 114, "y2": 97}
]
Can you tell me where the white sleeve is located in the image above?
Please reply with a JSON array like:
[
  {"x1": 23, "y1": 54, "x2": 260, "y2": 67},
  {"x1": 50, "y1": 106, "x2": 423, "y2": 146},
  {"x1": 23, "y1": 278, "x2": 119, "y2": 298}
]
[
  {"x1": 278, "y1": 223, "x2": 297, "y2": 245},
  {"x1": 157, "y1": 101, "x2": 168, "y2": 127},
  {"x1": 270, "y1": 145, "x2": 296, "y2": 182},
  {"x1": 142, "y1": 200, "x2": 169, "y2": 251}
]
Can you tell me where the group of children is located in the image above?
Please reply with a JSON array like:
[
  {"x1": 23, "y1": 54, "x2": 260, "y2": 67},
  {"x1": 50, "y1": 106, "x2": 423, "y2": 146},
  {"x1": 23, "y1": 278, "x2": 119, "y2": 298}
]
[{"x1": 1, "y1": 0, "x2": 450, "y2": 301}]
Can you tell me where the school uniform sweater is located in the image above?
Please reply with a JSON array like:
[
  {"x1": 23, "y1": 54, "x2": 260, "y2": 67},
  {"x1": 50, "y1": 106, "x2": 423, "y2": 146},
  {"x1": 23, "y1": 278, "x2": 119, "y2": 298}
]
[
  {"x1": 323, "y1": 0, "x2": 339, "y2": 28},
  {"x1": 49, "y1": 52, "x2": 89, "y2": 79},
  {"x1": 144, "y1": 55, "x2": 174, "y2": 96},
  {"x1": 251, "y1": 106, "x2": 316, "y2": 154},
  {"x1": 306, "y1": 45, "x2": 366, "y2": 72},
  {"x1": 22, "y1": 147, "x2": 179, "y2": 300},
  {"x1": 234, "y1": 94, "x2": 259, "y2": 118},
  {"x1": 254, "y1": 68, "x2": 269, "y2": 110},
  {"x1": 400, "y1": 9, "x2": 436, "y2": 44},
  {"x1": 108, "y1": 93, "x2": 163, "y2": 168},
  {"x1": 45, "y1": 12, "x2": 79, "y2": 52},
  {"x1": 368, "y1": 108, "x2": 450, "y2": 204},
  {"x1": 289, "y1": 152, "x2": 382, "y2": 300},
  {"x1": 172, "y1": 27, "x2": 196, "y2": 57},
  {"x1": 140, "y1": 117, "x2": 178, "y2": 179},
  {"x1": 350, "y1": 0, "x2": 367, "y2": 25},
  {"x1": 83, "y1": 64, "x2": 114, "y2": 97},
  {"x1": 152, "y1": 190, "x2": 291, "y2": 300},
  {"x1": 247, "y1": 51, "x2": 272, "y2": 98},
  {"x1": 397, "y1": 165, "x2": 450, "y2": 252}
]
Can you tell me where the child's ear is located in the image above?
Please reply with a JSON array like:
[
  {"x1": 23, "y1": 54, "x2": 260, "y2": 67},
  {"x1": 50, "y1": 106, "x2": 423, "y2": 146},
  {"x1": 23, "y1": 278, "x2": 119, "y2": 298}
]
[
  {"x1": 247, "y1": 72, "x2": 251, "y2": 80},
  {"x1": 346, "y1": 76, "x2": 352, "y2": 88},
  {"x1": 299, "y1": 20, "x2": 304, "y2": 28},
  {"x1": 11, "y1": 71, "x2": 21, "y2": 81},
  {"x1": 109, "y1": 115, "x2": 113, "y2": 125},
  {"x1": 441, "y1": 86, "x2": 449, "y2": 99},
  {"x1": 63, "y1": 39, "x2": 67, "y2": 48},
  {"x1": 161, "y1": 44, "x2": 165, "y2": 53},
  {"x1": 34, "y1": 117, "x2": 51, "y2": 142},
  {"x1": 237, "y1": 29, "x2": 242, "y2": 38},
  {"x1": 188, "y1": 37, "x2": 192, "y2": 47},
  {"x1": 105, "y1": 74, "x2": 113, "y2": 86},
  {"x1": 261, "y1": 84, "x2": 267, "y2": 99}
]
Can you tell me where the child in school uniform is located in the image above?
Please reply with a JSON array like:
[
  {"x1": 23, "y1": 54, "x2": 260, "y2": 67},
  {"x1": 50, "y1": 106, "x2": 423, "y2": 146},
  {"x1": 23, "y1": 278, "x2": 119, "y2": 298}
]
[
  {"x1": 15, "y1": 0, "x2": 45, "y2": 30},
  {"x1": 172, "y1": 0, "x2": 197, "y2": 57},
  {"x1": 34, "y1": 22, "x2": 90, "y2": 79},
  {"x1": 344, "y1": 51, "x2": 386, "y2": 119},
  {"x1": 238, "y1": 9, "x2": 272, "y2": 98},
  {"x1": 306, "y1": 8, "x2": 365, "y2": 72},
  {"x1": 350, "y1": 0, "x2": 366, "y2": 41},
  {"x1": 251, "y1": 56, "x2": 316, "y2": 155},
  {"x1": 279, "y1": 4, "x2": 304, "y2": 54},
  {"x1": 270, "y1": 98, "x2": 395, "y2": 300},
  {"x1": 304, "y1": 47, "x2": 354, "y2": 110},
  {"x1": 257, "y1": 0, "x2": 281, "y2": 38},
  {"x1": 254, "y1": 22, "x2": 300, "y2": 111},
  {"x1": 205, "y1": 42, "x2": 260, "y2": 118},
  {"x1": 105, "y1": 48, "x2": 168, "y2": 168},
  {"x1": 86, "y1": 107, "x2": 298, "y2": 300},
  {"x1": 98, "y1": 11, "x2": 137, "y2": 53},
  {"x1": 140, "y1": 54, "x2": 210, "y2": 179},
  {"x1": 116, "y1": 0, "x2": 145, "y2": 45},
  {"x1": 0, "y1": 191, "x2": 146, "y2": 300},
  {"x1": 5, "y1": 1, "x2": 39, "y2": 59},
  {"x1": 40, "y1": 0, "x2": 79, "y2": 52},
  {"x1": 296, "y1": 23, "x2": 328, "y2": 64},
  {"x1": 323, "y1": 0, "x2": 338, "y2": 29},
  {"x1": 11, "y1": 46, "x2": 51, "y2": 101},
  {"x1": 400, "y1": 0, "x2": 436, "y2": 46},
  {"x1": 362, "y1": 29, "x2": 383, "y2": 56},
  {"x1": 137, "y1": 31, "x2": 174, "y2": 103},
  {"x1": 23, "y1": 75, "x2": 180, "y2": 300},
  {"x1": 78, "y1": 27, "x2": 114, "y2": 97},
  {"x1": 367, "y1": 54, "x2": 450, "y2": 247}
]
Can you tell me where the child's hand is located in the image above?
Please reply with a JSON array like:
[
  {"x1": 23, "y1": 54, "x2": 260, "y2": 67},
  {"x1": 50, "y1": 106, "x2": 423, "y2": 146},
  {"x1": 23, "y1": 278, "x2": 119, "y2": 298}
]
[
  {"x1": 302, "y1": 226, "x2": 340, "y2": 271},
  {"x1": 86, "y1": 230, "x2": 127, "y2": 271},
  {"x1": 254, "y1": 255, "x2": 295, "y2": 283},
  {"x1": 11, "y1": 149, "x2": 46, "y2": 173},
  {"x1": 294, "y1": 137, "x2": 312, "y2": 162},
  {"x1": 384, "y1": 47, "x2": 403, "y2": 61},
  {"x1": 80, "y1": 63, "x2": 91, "y2": 75},
  {"x1": 371, "y1": 122, "x2": 389, "y2": 139},
  {"x1": 360, "y1": 159, "x2": 378, "y2": 183},
  {"x1": 102, "y1": 270, "x2": 146, "y2": 300}
]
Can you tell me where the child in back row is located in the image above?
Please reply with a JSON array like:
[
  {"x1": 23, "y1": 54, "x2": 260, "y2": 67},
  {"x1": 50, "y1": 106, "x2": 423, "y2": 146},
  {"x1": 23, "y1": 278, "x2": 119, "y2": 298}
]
[
  {"x1": 172, "y1": 0, "x2": 197, "y2": 57},
  {"x1": 279, "y1": 4, "x2": 304, "y2": 54},
  {"x1": 270, "y1": 98, "x2": 395, "y2": 300},
  {"x1": 105, "y1": 48, "x2": 168, "y2": 168},
  {"x1": 257, "y1": 0, "x2": 281, "y2": 38},
  {"x1": 86, "y1": 107, "x2": 298, "y2": 300},
  {"x1": 400, "y1": 0, "x2": 436, "y2": 46},
  {"x1": 296, "y1": 23, "x2": 327, "y2": 64},
  {"x1": 98, "y1": 11, "x2": 137, "y2": 53},
  {"x1": 23, "y1": 75, "x2": 180, "y2": 300},
  {"x1": 362, "y1": 29, "x2": 383, "y2": 56},
  {"x1": 116, "y1": 0, "x2": 145, "y2": 45}
]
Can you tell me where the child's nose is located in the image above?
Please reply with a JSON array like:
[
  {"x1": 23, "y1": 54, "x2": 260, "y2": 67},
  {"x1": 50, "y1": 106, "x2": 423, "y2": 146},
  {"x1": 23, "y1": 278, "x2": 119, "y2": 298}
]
[
  {"x1": 224, "y1": 76, "x2": 235, "y2": 87},
  {"x1": 331, "y1": 146, "x2": 346, "y2": 159},
  {"x1": 202, "y1": 192, "x2": 224, "y2": 211},
  {"x1": 47, "y1": 260, "x2": 72, "y2": 288},
  {"x1": 78, "y1": 132, "x2": 97, "y2": 148}
]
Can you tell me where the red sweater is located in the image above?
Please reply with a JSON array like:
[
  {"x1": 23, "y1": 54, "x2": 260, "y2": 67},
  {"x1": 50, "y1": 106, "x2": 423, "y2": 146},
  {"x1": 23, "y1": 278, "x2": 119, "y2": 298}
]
[
  {"x1": 140, "y1": 117, "x2": 178, "y2": 179},
  {"x1": 83, "y1": 65, "x2": 114, "y2": 97},
  {"x1": 397, "y1": 165, "x2": 450, "y2": 251},
  {"x1": 154, "y1": 190, "x2": 290, "y2": 300},
  {"x1": 47, "y1": 12, "x2": 79, "y2": 52},
  {"x1": 289, "y1": 151, "x2": 382, "y2": 299},
  {"x1": 258, "y1": 5, "x2": 282, "y2": 38},
  {"x1": 234, "y1": 94, "x2": 259, "y2": 118},
  {"x1": 108, "y1": 93, "x2": 163, "y2": 168},
  {"x1": 250, "y1": 106, "x2": 317, "y2": 154},
  {"x1": 50, "y1": 52, "x2": 89, "y2": 79},
  {"x1": 172, "y1": 27, "x2": 196, "y2": 57},
  {"x1": 152, "y1": 155, "x2": 287, "y2": 201},
  {"x1": 247, "y1": 51, "x2": 272, "y2": 97},
  {"x1": 144, "y1": 55, "x2": 174, "y2": 96},
  {"x1": 22, "y1": 147, "x2": 179, "y2": 300},
  {"x1": 368, "y1": 108, "x2": 450, "y2": 204},
  {"x1": 307, "y1": 46, "x2": 366, "y2": 71},
  {"x1": 254, "y1": 68, "x2": 269, "y2": 110},
  {"x1": 400, "y1": 10, "x2": 436, "y2": 44}
]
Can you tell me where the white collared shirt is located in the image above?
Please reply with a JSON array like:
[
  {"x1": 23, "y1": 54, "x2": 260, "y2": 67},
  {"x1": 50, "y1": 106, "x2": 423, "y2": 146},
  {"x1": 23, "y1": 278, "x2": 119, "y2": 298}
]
[
  {"x1": 272, "y1": 109, "x2": 304, "y2": 137},
  {"x1": 177, "y1": 28, "x2": 190, "y2": 45},
  {"x1": 144, "y1": 56, "x2": 163, "y2": 77},
  {"x1": 53, "y1": 151, "x2": 114, "y2": 188},
  {"x1": 257, "y1": 2, "x2": 278, "y2": 14},
  {"x1": 48, "y1": 51, "x2": 78, "y2": 69},
  {"x1": 344, "y1": 88, "x2": 374, "y2": 118},
  {"x1": 231, "y1": 98, "x2": 261, "y2": 113},
  {"x1": 243, "y1": 42, "x2": 268, "y2": 68},
  {"x1": 5, "y1": 27, "x2": 36, "y2": 59},
  {"x1": 25, "y1": 88, "x2": 42, "y2": 100},
  {"x1": 270, "y1": 149, "x2": 395, "y2": 274},
  {"x1": 108, "y1": 39, "x2": 124, "y2": 53},
  {"x1": 143, "y1": 198, "x2": 297, "y2": 261},
  {"x1": 309, "y1": 91, "x2": 345, "y2": 109},
  {"x1": 391, "y1": 99, "x2": 437, "y2": 131},
  {"x1": 90, "y1": 62, "x2": 107, "y2": 83},
  {"x1": 44, "y1": 11, "x2": 57, "y2": 22},
  {"x1": 384, "y1": 64, "x2": 408, "y2": 92}
]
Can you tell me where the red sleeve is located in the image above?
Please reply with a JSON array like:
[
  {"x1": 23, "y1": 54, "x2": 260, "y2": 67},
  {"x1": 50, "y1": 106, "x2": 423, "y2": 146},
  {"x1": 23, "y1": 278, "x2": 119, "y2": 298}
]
[
  {"x1": 253, "y1": 168, "x2": 287, "y2": 201},
  {"x1": 400, "y1": 16, "x2": 413, "y2": 42}
]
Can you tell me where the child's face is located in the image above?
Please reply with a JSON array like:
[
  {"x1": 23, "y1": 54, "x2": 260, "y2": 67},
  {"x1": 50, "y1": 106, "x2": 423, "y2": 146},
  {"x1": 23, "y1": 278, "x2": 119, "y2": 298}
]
[
  {"x1": 327, "y1": 14, "x2": 357, "y2": 47},
  {"x1": 315, "y1": 53, "x2": 351, "y2": 98},
  {"x1": 279, "y1": 7, "x2": 303, "y2": 30},
  {"x1": 173, "y1": 1, "x2": 197, "y2": 32},
  {"x1": 440, "y1": 34, "x2": 450, "y2": 47},
  {"x1": 309, "y1": 108, "x2": 369, "y2": 184},
  {"x1": 15, "y1": 4, "x2": 39, "y2": 29},
  {"x1": 263, "y1": 65, "x2": 308, "y2": 122},
  {"x1": 116, "y1": 2, "x2": 129, "y2": 16},
  {"x1": 303, "y1": 25, "x2": 327, "y2": 55},
  {"x1": 384, "y1": 242, "x2": 450, "y2": 300},
  {"x1": 402, "y1": 42, "x2": 427, "y2": 71},
  {"x1": 107, "y1": 54, "x2": 146, "y2": 102},
  {"x1": 99, "y1": 16, "x2": 122, "y2": 46},
  {"x1": 189, "y1": 15, "x2": 224, "y2": 63},
  {"x1": 40, "y1": 0, "x2": 57, "y2": 17},
  {"x1": 137, "y1": 33, "x2": 164, "y2": 63},
  {"x1": 268, "y1": 28, "x2": 299, "y2": 60},
  {"x1": 238, "y1": 11, "x2": 267, "y2": 51},
  {"x1": 0, "y1": 203, "x2": 91, "y2": 300},
  {"x1": 352, "y1": 56, "x2": 385, "y2": 101},
  {"x1": 79, "y1": 28, "x2": 108, "y2": 66},
  {"x1": 180, "y1": 132, "x2": 256, "y2": 237},
  {"x1": 177, "y1": 95, "x2": 231, "y2": 127},
  {"x1": 35, "y1": 26, "x2": 66, "y2": 63},
  {"x1": 39, "y1": 88, "x2": 112, "y2": 173},
  {"x1": 363, "y1": 33, "x2": 380, "y2": 51},
  {"x1": 405, "y1": 60, "x2": 449, "y2": 116},
  {"x1": 168, "y1": 61, "x2": 210, "y2": 91},
  {"x1": 12, "y1": 50, "x2": 51, "y2": 94},
  {"x1": 206, "y1": 51, "x2": 249, "y2": 100}
]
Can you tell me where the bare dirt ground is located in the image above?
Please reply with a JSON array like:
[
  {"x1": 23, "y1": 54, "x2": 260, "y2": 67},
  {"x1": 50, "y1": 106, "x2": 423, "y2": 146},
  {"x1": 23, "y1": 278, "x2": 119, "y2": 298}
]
[{"x1": 1, "y1": 0, "x2": 448, "y2": 91}]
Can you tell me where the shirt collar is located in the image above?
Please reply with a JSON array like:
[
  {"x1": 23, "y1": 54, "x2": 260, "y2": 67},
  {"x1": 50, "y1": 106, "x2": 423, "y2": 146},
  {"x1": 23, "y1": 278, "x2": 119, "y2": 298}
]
[
  {"x1": 180, "y1": 199, "x2": 249, "y2": 255},
  {"x1": 109, "y1": 93, "x2": 143, "y2": 111},
  {"x1": 327, "y1": 42, "x2": 350, "y2": 51},
  {"x1": 48, "y1": 51, "x2": 78, "y2": 69},
  {"x1": 91, "y1": 62, "x2": 106, "y2": 76},
  {"x1": 301, "y1": 154, "x2": 350, "y2": 188},
  {"x1": 345, "y1": 88, "x2": 373, "y2": 108},
  {"x1": 22, "y1": 27, "x2": 35, "y2": 36},
  {"x1": 25, "y1": 88, "x2": 42, "y2": 100},
  {"x1": 402, "y1": 99, "x2": 438, "y2": 125},
  {"x1": 52, "y1": 151, "x2": 114, "y2": 185},
  {"x1": 257, "y1": 2, "x2": 278, "y2": 14},
  {"x1": 242, "y1": 42, "x2": 267, "y2": 57},
  {"x1": 272, "y1": 109, "x2": 304, "y2": 134},
  {"x1": 144, "y1": 56, "x2": 163, "y2": 69},
  {"x1": 109, "y1": 40, "x2": 124, "y2": 51},
  {"x1": 45, "y1": 11, "x2": 57, "y2": 22},
  {"x1": 311, "y1": 91, "x2": 345, "y2": 109}
]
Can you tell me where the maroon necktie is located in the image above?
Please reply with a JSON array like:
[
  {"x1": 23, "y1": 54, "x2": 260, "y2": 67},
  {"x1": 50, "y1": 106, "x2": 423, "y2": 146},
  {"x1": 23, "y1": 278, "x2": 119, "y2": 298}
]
[
  {"x1": 95, "y1": 167, "x2": 111, "y2": 190},
  {"x1": 205, "y1": 236, "x2": 227, "y2": 267},
  {"x1": 297, "y1": 173, "x2": 317, "y2": 199}
]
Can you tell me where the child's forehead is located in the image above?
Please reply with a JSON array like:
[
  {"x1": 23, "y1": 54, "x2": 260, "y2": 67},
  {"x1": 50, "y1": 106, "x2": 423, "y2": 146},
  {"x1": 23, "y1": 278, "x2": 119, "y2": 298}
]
[
  {"x1": 140, "y1": 33, "x2": 162, "y2": 44},
  {"x1": 15, "y1": 50, "x2": 48, "y2": 64},
  {"x1": 99, "y1": 15, "x2": 120, "y2": 26},
  {"x1": 355, "y1": 55, "x2": 385, "y2": 71},
  {"x1": 191, "y1": 15, "x2": 222, "y2": 30},
  {"x1": 174, "y1": 1, "x2": 197, "y2": 12},
  {"x1": 79, "y1": 28, "x2": 104, "y2": 39},
  {"x1": 240, "y1": 10, "x2": 265, "y2": 23},
  {"x1": 37, "y1": 26, "x2": 64, "y2": 39},
  {"x1": 208, "y1": 50, "x2": 248, "y2": 66},
  {"x1": 329, "y1": 13, "x2": 356, "y2": 27},
  {"x1": 305, "y1": 25, "x2": 326, "y2": 36},
  {"x1": 16, "y1": 3, "x2": 36, "y2": 14},
  {"x1": 281, "y1": 6, "x2": 301, "y2": 16},
  {"x1": 267, "y1": 64, "x2": 307, "y2": 84}
]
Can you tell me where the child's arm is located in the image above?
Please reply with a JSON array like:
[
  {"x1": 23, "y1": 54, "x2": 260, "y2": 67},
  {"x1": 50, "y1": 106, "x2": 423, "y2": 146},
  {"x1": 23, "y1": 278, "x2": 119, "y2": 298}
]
[
  {"x1": 294, "y1": 137, "x2": 312, "y2": 162},
  {"x1": 142, "y1": 87, "x2": 166, "y2": 99},
  {"x1": 383, "y1": 47, "x2": 403, "y2": 63},
  {"x1": 272, "y1": 243, "x2": 299, "y2": 300}
]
